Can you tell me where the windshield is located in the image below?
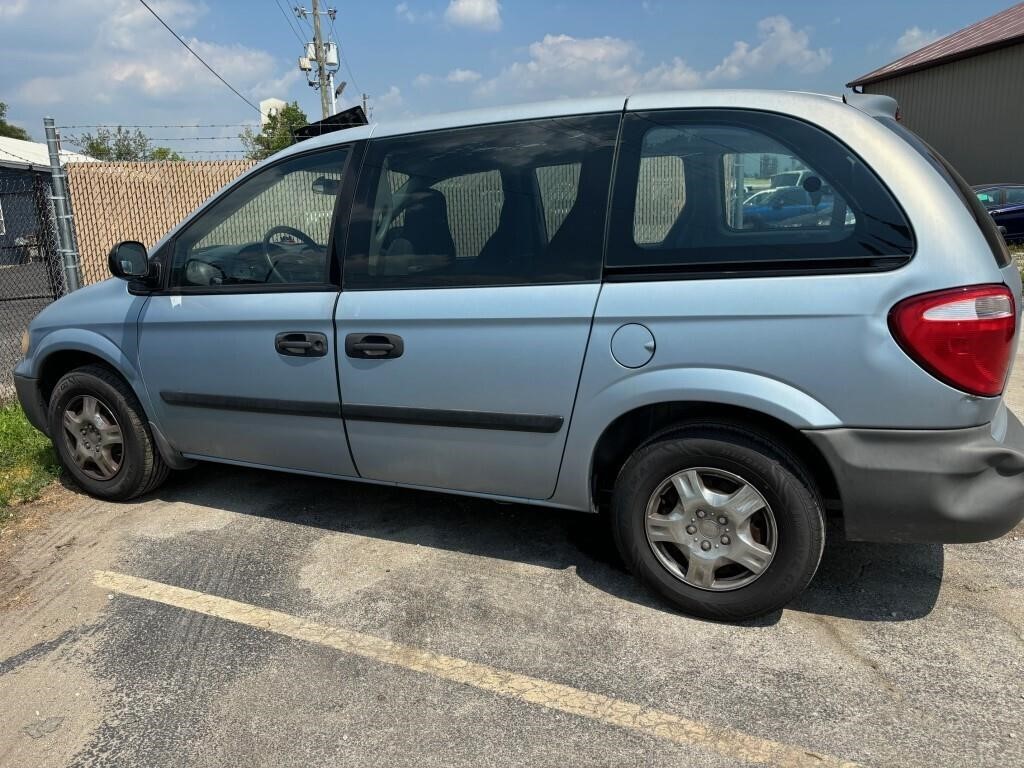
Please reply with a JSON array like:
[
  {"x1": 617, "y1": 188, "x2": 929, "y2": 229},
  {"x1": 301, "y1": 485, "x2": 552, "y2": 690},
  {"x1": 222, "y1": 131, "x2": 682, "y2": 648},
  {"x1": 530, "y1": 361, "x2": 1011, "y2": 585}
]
[{"x1": 876, "y1": 117, "x2": 1010, "y2": 268}]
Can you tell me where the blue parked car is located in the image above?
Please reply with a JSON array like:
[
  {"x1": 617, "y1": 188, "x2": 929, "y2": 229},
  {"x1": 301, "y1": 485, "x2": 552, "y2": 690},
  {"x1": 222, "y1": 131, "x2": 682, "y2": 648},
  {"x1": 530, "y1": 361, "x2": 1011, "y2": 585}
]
[
  {"x1": 741, "y1": 185, "x2": 830, "y2": 228},
  {"x1": 973, "y1": 183, "x2": 1024, "y2": 210},
  {"x1": 990, "y1": 201, "x2": 1024, "y2": 244},
  {"x1": 13, "y1": 91, "x2": 1024, "y2": 620}
]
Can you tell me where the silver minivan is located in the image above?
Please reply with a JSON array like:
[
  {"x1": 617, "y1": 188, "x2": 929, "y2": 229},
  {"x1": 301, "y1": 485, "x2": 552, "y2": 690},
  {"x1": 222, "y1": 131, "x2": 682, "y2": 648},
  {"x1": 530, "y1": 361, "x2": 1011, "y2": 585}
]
[{"x1": 14, "y1": 90, "x2": 1024, "y2": 619}]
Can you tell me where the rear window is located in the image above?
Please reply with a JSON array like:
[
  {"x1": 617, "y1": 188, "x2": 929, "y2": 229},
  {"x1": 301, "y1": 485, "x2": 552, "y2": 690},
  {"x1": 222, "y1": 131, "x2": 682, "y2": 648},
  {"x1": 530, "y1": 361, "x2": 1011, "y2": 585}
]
[{"x1": 876, "y1": 117, "x2": 1011, "y2": 267}]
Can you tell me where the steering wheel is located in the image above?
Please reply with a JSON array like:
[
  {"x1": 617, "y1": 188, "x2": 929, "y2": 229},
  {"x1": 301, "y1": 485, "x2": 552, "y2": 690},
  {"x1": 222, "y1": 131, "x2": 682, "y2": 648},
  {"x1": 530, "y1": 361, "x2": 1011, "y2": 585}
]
[{"x1": 262, "y1": 225, "x2": 318, "y2": 282}]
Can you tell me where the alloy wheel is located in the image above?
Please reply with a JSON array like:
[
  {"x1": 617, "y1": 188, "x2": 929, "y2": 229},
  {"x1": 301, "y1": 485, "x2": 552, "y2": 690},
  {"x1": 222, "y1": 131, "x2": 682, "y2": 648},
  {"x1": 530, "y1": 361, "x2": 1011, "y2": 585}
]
[
  {"x1": 644, "y1": 467, "x2": 777, "y2": 591},
  {"x1": 61, "y1": 394, "x2": 124, "y2": 481}
]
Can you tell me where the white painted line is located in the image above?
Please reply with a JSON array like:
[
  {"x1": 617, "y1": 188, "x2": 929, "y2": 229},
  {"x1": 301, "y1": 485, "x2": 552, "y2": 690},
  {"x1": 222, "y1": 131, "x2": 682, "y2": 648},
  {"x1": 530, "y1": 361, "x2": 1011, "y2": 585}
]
[{"x1": 94, "y1": 570, "x2": 860, "y2": 767}]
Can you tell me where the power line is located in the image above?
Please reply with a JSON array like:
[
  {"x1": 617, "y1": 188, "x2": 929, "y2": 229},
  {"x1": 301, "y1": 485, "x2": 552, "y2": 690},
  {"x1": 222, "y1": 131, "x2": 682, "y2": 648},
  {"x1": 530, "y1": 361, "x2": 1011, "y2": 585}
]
[
  {"x1": 85, "y1": 136, "x2": 248, "y2": 142},
  {"x1": 293, "y1": 6, "x2": 314, "y2": 33},
  {"x1": 271, "y1": 0, "x2": 306, "y2": 46},
  {"x1": 327, "y1": 14, "x2": 362, "y2": 95},
  {"x1": 0, "y1": 146, "x2": 47, "y2": 166},
  {"x1": 135, "y1": 0, "x2": 266, "y2": 119},
  {"x1": 168, "y1": 149, "x2": 248, "y2": 154},
  {"x1": 56, "y1": 123, "x2": 253, "y2": 129}
]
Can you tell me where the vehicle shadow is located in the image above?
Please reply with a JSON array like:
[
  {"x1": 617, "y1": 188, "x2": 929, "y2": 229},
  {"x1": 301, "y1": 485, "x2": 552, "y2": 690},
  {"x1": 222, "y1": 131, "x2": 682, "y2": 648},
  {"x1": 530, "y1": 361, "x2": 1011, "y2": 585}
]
[{"x1": 142, "y1": 463, "x2": 942, "y2": 625}]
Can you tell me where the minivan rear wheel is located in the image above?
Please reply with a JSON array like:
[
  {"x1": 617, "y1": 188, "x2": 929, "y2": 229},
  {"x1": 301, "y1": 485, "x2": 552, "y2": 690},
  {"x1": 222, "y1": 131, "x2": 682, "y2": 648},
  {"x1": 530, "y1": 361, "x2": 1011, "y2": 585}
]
[
  {"x1": 48, "y1": 364, "x2": 170, "y2": 501},
  {"x1": 611, "y1": 423, "x2": 824, "y2": 621}
]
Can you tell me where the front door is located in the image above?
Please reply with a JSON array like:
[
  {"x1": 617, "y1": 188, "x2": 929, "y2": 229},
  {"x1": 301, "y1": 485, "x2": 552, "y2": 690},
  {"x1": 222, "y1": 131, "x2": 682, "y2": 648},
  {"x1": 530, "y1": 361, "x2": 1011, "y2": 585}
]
[
  {"x1": 138, "y1": 146, "x2": 358, "y2": 477},
  {"x1": 337, "y1": 114, "x2": 619, "y2": 498}
]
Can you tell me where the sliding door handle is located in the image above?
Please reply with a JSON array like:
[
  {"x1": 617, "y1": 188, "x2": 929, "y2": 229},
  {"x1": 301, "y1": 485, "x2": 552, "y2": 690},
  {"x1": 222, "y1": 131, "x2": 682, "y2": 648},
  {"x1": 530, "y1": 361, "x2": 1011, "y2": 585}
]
[
  {"x1": 345, "y1": 333, "x2": 404, "y2": 359},
  {"x1": 276, "y1": 332, "x2": 328, "y2": 357}
]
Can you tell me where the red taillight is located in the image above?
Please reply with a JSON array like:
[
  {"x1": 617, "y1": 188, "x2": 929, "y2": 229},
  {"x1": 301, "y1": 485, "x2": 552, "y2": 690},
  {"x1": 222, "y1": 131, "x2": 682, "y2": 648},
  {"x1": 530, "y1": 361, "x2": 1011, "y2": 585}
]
[{"x1": 889, "y1": 284, "x2": 1016, "y2": 397}]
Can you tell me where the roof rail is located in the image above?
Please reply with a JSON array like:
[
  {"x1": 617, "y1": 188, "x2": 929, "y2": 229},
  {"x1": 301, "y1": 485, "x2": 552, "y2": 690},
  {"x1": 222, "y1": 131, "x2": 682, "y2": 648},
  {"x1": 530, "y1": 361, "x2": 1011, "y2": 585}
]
[{"x1": 841, "y1": 92, "x2": 900, "y2": 120}]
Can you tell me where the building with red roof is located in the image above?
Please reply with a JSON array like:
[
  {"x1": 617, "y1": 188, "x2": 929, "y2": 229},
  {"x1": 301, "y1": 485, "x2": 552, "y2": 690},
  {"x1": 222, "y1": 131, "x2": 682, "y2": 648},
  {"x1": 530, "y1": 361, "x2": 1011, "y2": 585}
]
[{"x1": 848, "y1": 3, "x2": 1024, "y2": 183}]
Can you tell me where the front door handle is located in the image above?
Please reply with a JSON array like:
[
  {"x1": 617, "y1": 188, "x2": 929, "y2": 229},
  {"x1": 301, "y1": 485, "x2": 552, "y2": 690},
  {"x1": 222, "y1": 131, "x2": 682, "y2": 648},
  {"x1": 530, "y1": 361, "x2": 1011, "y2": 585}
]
[
  {"x1": 345, "y1": 333, "x2": 404, "y2": 359},
  {"x1": 276, "y1": 332, "x2": 328, "y2": 357}
]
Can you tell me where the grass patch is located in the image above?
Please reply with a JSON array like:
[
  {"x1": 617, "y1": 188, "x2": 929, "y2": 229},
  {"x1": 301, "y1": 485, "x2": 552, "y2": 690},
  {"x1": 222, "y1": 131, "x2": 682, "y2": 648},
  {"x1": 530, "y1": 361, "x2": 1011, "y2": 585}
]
[{"x1": 0, "y1": 400, "x2": 60, "y2": 522}]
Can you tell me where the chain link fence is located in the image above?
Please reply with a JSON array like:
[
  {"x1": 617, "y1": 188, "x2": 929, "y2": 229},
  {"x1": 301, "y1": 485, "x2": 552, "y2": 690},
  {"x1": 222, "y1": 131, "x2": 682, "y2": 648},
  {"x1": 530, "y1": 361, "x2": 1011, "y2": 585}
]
[
  {"x1": 1, "y1": 158, "x2": 253, "y2": 399},
  {"x1": 66, "y1": 160, "x2": 254, "y2": 285},
  {"x1": 0, "y1": 170, "x2": 64, "y2": 400}
]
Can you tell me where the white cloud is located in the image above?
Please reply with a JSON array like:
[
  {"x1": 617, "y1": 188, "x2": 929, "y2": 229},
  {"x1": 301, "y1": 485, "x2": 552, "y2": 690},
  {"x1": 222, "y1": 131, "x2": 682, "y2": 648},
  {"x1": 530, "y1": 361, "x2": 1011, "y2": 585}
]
[
  {"x1": 376, "y1": 85, "x2": 404, "y2": 110},
  {"x1": 0, "y1": 0, "x2": 29, "y2": 20},
  {"x1": 475, "y1": 34, "x2": 640, "y2": 98},
  {"x1": 446, "y1": 68, "x2": 482, "y2": 83},
  {"x1": 395, "y1": 3, "x2": 415, "y2": 22},
  {"x1": 445, "y1": 0, "x2": 501, "y2": 31},
  {"x1": 0, "y1": 0, "x2": 306, "y2": 153},
  {"x1": 893, "y1": 26, "x2": 941, "y2": 56},
  {"x1": 641, "y1": 58, "x2": 701, "y2": 90},
  {"x1": 473, "y1": 16, "x2": 829, "y2": 102},
  {"x1": 395, "y1": 2, "x2": 433, "y2": 24},
  {"x1": 707, "y1": 16, "x2": 831, "y2": 81},
  {"x1": 415, "y1": 69, "x2": 484, "y2": 87},
  {"x1": 12, "y1": 0, "x2": 283, "y2": 106}
]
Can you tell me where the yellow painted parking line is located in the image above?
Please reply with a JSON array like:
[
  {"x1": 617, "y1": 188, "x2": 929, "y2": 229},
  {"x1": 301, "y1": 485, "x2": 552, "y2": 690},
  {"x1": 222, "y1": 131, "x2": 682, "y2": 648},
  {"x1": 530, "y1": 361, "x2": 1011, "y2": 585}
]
[{"x1": 94, "y1": 570, "x2": 860, "y2": 767}]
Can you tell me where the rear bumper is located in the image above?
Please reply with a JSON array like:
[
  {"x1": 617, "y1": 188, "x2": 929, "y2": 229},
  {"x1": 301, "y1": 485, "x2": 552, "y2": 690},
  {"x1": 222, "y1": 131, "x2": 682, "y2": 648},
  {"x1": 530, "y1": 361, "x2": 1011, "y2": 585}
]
[
  {"x1": 13, "y1": 372, "x2": 49, "y2": 436},
  {"x1": 805, "y1": 410, "x2": 1024, "y2": 543}
]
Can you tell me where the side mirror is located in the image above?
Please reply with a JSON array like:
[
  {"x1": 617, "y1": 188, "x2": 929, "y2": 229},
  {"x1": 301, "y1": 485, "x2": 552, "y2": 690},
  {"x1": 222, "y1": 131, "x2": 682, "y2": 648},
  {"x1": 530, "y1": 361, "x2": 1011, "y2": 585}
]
[{"x1": 108, "y1": 241, "x2": 150, "y2": 280}]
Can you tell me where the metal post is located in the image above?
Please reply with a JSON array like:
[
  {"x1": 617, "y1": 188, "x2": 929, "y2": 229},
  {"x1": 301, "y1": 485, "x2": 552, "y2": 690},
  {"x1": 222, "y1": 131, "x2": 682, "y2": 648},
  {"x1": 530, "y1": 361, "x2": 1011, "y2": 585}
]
[
  {"x1": 43, "y1": 117, "x2": 81, "y2": 292},
  {"x1": 328, "y1": 71, "x2": 337, "y2": 114},
  {"x1": 732, "y1": 155, "x2": 745, "y2": 230}
]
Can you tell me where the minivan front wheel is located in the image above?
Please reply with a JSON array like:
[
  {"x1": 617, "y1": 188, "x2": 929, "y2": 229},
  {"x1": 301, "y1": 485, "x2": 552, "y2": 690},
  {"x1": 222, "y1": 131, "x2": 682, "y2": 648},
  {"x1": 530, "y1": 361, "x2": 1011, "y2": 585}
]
[
  {"x1": 48, "y1": 364, "x2": 170, "y2": 501},
  {"x1": 612, "y1": 424, "x2": 824, "y2": 621}
]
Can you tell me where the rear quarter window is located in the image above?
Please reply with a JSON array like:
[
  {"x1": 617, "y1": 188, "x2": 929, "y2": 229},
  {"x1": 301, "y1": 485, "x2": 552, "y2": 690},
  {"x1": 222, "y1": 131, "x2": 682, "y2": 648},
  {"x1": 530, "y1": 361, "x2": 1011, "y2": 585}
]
[{"x1": 606, "y1": 109, "x2": 914, "y2": 275}]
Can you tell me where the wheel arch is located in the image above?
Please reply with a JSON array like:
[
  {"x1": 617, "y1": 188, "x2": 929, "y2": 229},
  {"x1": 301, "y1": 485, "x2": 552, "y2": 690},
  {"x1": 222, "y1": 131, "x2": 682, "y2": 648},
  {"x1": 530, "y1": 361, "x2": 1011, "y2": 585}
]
[
  {"x1": 32, "y1": 330, "x2": 149, "y2": 412},
  {"x1": 588, "y1": 401, "x2": 841, "y2": 516}
]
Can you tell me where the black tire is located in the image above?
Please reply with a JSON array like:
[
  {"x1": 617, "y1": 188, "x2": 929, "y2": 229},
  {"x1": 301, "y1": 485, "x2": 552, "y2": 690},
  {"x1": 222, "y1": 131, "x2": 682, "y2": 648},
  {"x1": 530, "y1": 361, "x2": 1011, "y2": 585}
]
[
  {"x1": 611, "y1": 423, "x2": 824, "y2": 621},
  {"x1": 47, "y1": 364, "x2": 170, "y2": 500}
]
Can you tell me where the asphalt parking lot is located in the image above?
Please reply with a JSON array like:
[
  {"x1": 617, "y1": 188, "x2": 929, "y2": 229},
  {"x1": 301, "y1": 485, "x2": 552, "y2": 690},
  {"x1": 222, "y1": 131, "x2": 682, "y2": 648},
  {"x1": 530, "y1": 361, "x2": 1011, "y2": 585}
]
[{"x1": 1, "y1": 350, "x2": 1022, "y2": 768}]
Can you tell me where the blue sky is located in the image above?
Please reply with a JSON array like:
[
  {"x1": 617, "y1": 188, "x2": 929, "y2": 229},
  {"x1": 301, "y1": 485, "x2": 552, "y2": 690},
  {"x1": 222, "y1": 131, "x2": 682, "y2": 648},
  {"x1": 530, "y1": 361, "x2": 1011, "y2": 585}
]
[{"x1": 0, "y1": 0, "x2": 1013, "y2": 155}]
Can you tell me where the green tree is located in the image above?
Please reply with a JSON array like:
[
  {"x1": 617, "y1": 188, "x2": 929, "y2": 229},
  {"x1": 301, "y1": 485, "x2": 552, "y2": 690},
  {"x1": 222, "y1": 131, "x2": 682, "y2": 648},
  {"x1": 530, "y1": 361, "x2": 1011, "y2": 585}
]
[
  {"x1": 149, "y1": 146, "x2": 185, "y2": 161},
  {"x1": 73, "y1": 126, "x2": 150, "y2": 160},
  {"x1": 240, "y1": 101, "x2": 308, "y2": 161},
  {"x1": 0, "y1": 102, "x2": 31, "y2": 141},
  {"x1": 69, "y1": 126, "x2": 183, "y2": 161}
]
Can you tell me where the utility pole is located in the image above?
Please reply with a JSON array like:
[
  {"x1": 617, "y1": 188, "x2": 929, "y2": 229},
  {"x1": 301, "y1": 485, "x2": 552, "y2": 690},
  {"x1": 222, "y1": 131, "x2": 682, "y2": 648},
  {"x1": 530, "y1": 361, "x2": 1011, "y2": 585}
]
[
  {"x1": 43, "y1": 117, "x2": 81, "y2": 292},
  {"x1": 310, "y1": 0, "x2": 330, "y2": 119},
  {"x1": 296, "y1": 4, "x2": 339, "y2": 118},
  {"x1": 361, "y1": 93, "x2": 372, "y2": 121}
]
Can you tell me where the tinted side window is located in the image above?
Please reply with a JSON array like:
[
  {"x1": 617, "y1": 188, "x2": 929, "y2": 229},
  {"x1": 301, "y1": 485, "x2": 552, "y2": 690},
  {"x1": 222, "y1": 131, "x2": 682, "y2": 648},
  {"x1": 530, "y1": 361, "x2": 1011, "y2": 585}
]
[
  {"x1": 433, "y1": 169, "x2": 503, "y2": 257},
  {"x1": 171, "y1": 148, "x2": 349, "y2": 287},
  {"x1": 1007, "y1": 187, "x2": 1024, "y2": 204},
  {"x1": 607, "y1": 110, "x2": 913, "y2": 272},
  {"x1": 344, "y1": 114, "x2": 619, "y2": 289},
  {"x1": 975, "y1": 188, "x2": 1001, "y2": 206}
]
